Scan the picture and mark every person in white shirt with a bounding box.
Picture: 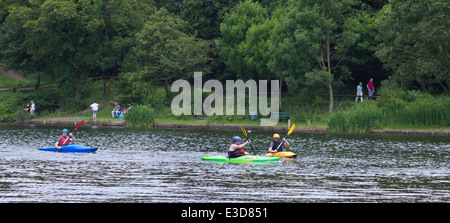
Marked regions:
[90,101,99,120]
[30,101,36,116]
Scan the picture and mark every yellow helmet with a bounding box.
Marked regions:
[273,134,280,139]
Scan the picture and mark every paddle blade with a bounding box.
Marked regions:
[75,120,84,130]
[287,124,295,135]
[240,126,248,137]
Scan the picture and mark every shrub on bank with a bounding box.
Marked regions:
[124,105,155,127]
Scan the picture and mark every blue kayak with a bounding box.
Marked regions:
[38,144,98,153]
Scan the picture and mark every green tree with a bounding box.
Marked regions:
[238,16,277,81]
[179,0,240,82]
[0,1,56,90]
[121,9,211,102]
[180,0,240,40]
[376,0,450,94]
[216,0,269,80]
[76,0,155,79]
[0,0,155,111]
[23,0,80,108]
[341,1,387,91]
[269,0,359,113]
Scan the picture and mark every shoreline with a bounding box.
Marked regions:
[14,120,450,136]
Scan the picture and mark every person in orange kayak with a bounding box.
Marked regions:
[55,129,76,149]
[268,134,290,153]
[227,136,251,158]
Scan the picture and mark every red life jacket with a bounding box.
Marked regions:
[227,144,246,158]
[58,136,70,146]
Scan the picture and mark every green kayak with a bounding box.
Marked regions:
[202,155,280,163]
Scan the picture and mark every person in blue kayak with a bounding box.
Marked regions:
[55,129,76,149]
[268,134,290,153]
[227,136,251,158]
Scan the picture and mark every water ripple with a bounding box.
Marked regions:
[0,125,449,202]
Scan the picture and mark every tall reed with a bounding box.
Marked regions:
[328,102,382,133]
[387,97,449,126]
[328,111,350,133]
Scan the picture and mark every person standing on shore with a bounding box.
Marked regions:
[30,101,35,116]
[355,82,363,102]
[90,101,99,120]
[367,78,374,100]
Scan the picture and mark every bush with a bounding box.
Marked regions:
[22,89,61,113]
[374,79,449,128]
[124,105,155,127]
[0,106,15,122]
[376,79,407,109]
[0,92,22,122]
[15,110,31,122]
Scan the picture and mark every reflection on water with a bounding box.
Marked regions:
[0,124,449,202]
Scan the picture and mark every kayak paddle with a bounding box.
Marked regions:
[240,126,256,155]
[272,124,295,156]
[72,119,84,135]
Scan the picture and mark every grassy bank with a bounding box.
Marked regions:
[328,91,449,133]
[26,96,449,133]
[1,73,449,133]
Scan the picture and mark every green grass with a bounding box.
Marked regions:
[33,104,124,123]
[375,125,450,132]
[33,114,124,123]
[0,74,34,89]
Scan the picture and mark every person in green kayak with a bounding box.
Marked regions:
[227,136,251,158]
[55,129,76,149]
[267,134,290,153]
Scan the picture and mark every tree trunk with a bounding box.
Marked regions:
[326,32,333,114]
[328,82,333,114]
[35,72,40,90]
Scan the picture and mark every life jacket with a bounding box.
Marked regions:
[272,140,284,152]
[58,136,70,146]
[227,144,246,158]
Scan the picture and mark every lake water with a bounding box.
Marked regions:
[0,124,449,203]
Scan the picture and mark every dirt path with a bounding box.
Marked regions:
[0,69,25,80]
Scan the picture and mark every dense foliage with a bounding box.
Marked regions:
[0,0,448,127]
